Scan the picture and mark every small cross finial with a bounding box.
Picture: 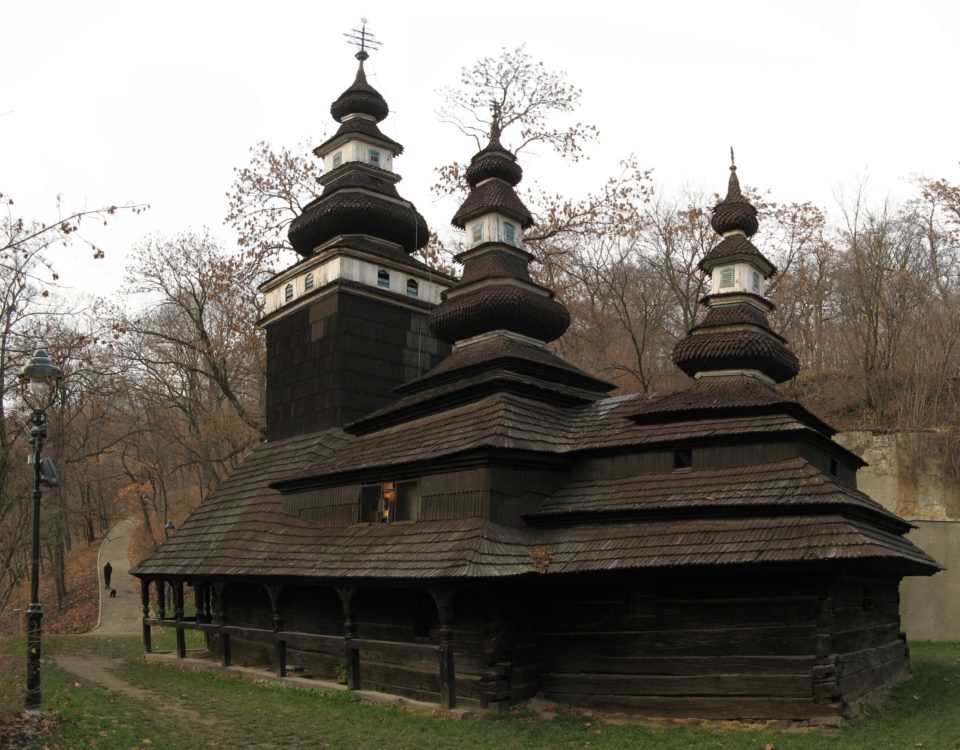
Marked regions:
[489,101,502,142]
[344,18,382,61]
[730,146,736,170]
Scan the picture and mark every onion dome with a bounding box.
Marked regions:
[287,48,429,257]
[330,51,389,122]
[429,126,569,345]
[672,156,800,384]
[452,124,533,229]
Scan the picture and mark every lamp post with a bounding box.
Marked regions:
[19,349,62,715]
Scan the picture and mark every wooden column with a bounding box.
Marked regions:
[337,587,360,690]
[267,585,286,678]
[214,583,231,667]
[174,581,186,659]
[156,579,166,620]
[431,590,456,709]
[140,578,152,654]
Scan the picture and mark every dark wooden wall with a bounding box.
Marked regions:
[200,570,909,719]
[265,289,448,440]
[528,574,836,720]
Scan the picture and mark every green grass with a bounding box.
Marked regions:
[2,636,959,749]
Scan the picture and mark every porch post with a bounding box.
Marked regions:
[174,580,186,659]
[337,587,360,690]
[214,583,231,667]
[140,578,152,653]
[431,589,456,709]
[267,585,286,678]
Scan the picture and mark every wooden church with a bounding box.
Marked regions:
[133,40,940,723]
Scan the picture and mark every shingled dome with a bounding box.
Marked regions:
[288,49,429,256]
[330,51,389,122]
[430,125,569,345]
[673,157,800,383]
[711,164,759,237]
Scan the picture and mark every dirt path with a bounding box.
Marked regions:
[53,654,218,727]
[89,518,142,636]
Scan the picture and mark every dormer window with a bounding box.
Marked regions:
[305,272,314,291]
[406,278,419,297]
[503,222,516,246]
[332,152,342,168]
[360,480,420,523]
[472,223,483,243]
[368,148,380,167]
[284,283,294,302]
[377,269,390,288]
[719,267,735,289]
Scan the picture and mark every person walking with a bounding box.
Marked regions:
[103,561,112,589]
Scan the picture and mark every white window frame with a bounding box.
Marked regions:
[377,269,390,289]
[368,148,380,167]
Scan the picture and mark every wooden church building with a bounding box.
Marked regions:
[133,42,940,723]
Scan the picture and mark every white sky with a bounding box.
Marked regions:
[2,0,958,296]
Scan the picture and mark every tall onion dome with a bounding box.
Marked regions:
[672,155,800,383]
[287,48,429,256]
[428,122,570,345]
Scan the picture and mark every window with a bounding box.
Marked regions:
[360,480,420,523]
[305,272,314,291]
[332,151,342,168]
[406,278,419,297]
[861,586,873,613]
[284,283,294,302]
[472,223,483,243]
[377,269,390,288]
[503,222,516,246]
[673,449,693,470]
[719,267,735,289]
[752,271,761,294]
[829,458,838,476]
[368,148,380,166]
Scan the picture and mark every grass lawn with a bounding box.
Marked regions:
[1,635,958,749]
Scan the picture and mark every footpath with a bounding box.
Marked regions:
[87,517,141,636]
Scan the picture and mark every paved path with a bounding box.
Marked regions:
[89,518,142,636]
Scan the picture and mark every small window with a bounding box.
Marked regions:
[377,269,390,288]
[284,283,294,302]
[503,222,516,246]
[360,480,420,523]
[829,458,838,476]
[332,152,342,168]
[472,223,483,243]
[406,278,419,297]
[368,148,380,166]
[752,271,761,293]
[719,267,735,289]
[673,449,693,469]
[861,586,873,613]
[305,272,314,291]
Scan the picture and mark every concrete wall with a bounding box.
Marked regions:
[836,431,960,641]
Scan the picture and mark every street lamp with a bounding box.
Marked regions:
[19,348,62,715]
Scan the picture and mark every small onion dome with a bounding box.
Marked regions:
[429,285,570,345]
[330,54,389,123]
[699,234,775,278]
[452,132,533,229]
[711,165,759,237]
[672,329,800,383]
[465,141,523,187]
[288,192,429,256]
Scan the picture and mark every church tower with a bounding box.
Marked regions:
[259,25,454,440]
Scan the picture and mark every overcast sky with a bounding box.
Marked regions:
[2,0,957,296]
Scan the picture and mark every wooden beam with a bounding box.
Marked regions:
[214,582,231,668]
